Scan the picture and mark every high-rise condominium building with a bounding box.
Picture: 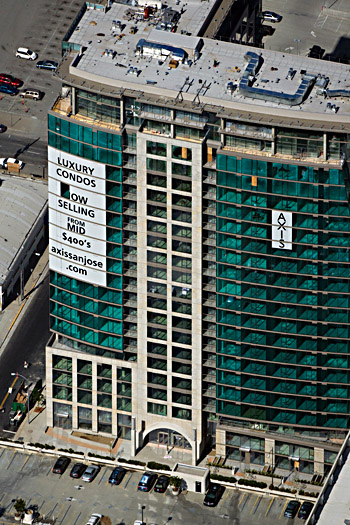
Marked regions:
[46,0,350,473]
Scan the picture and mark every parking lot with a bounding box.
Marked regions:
[0,0,82,129]
[262,0,350,60]
[0,448,305,524]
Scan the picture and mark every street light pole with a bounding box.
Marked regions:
[294,39,301,56]
[11,373,30,425]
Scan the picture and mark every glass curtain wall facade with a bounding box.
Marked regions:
[46,77,350,472]
[216,155,350,430]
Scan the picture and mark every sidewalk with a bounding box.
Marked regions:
[14,407,130,458]
[0,245,49,353]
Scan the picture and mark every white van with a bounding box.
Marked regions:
[15,47,38,60]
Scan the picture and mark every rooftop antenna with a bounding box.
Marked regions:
[192,80,211,106]
[175,76,191,103]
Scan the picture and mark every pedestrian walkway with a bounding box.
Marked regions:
[0,246,49,354]
[14,407,130,457]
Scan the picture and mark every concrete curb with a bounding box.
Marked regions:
[0,257,49,351]
[0,438,318,501]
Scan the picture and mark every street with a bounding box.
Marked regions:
[0,0,83,432]
[0,0,83,169]
[0,272,49,438]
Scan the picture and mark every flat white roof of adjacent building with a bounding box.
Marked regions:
[316,454,350,524]
[0,175,47,286]
[64,1,350,126]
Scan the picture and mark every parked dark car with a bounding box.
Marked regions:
[308,45,324,59]
[137,472,157,492]
[82,464,100,482]
[203,483,224,507]
[284,500,300,518]
[298,501,314,520]
[0,124,7,133]
[52,456,70,474]
[108,466,126,485]
[0,74,22,87]
[0,84,18,96]
[154,475,170,493]
[36,60,58,71]
[70,463,86,478]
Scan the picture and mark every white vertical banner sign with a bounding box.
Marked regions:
[48,147,107,286]
[271,210,292,250]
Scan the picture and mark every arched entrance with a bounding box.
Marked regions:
[146,427,192,450]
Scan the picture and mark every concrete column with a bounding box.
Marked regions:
[314,447,324,475]
[71,87,76,115]
[111,365,118,437]
[91,361,98,433]
[130,416,136,457]
[323,132,327,160]
[265,438,275,466]
[192,428,197,465]
[71,357,78,429]
[215,428,226,456]
[45,350,54,428]
[271,127,276,155]
[120,98,124,127]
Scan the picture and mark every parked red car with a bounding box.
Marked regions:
[0,73,22,87]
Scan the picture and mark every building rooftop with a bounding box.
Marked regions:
[62,1,350,129]
[309,431,350,525]
[0,175,47,286]
[173,463,208,478]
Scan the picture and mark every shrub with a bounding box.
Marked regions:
[169,476,182,489]
[299,489,318,497]
[87,452,114,460]
[58,448,84,455]
[29,442,44,449]
[211,474,237,483]
[147,461,171,471]
[238,479,267,489]
[14,499,26,514]
[270,485,297,494]
[118,457,146,466]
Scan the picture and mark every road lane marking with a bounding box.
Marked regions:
[68,511,82,525]
[221,489,230,503]
[55,503,65,519]
[250,495,261,514]
[265,497,274,517]
[239,493,249,512]
[20,455,30,471]
[98,468,107,485]
[6,451,16,470]
[238,493,245,506]
[0,376,18,409]
[279,501,288,519]
[124,472,133,489]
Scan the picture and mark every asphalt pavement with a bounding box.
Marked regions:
[0,0,84,175]
[0,247,49,438]
[0,448,297,525]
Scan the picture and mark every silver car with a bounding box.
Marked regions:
[261,11,282,23]
[82,464,100,482]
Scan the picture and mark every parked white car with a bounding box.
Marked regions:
[0,157,24,170]
[15,47,38,60]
